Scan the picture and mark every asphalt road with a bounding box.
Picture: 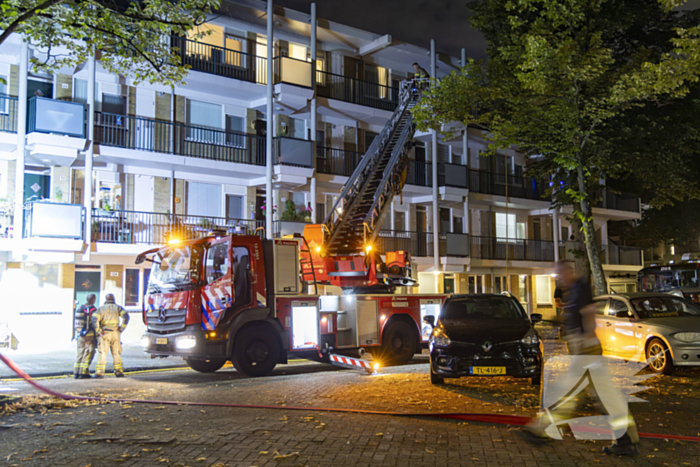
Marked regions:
[1,350,700,466]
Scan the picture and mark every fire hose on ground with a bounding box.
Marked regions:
[1,352,699,443]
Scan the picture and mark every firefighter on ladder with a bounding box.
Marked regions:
[92,293,130,378]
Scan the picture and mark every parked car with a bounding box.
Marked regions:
[593,293,700,374]
[426,294,543,385]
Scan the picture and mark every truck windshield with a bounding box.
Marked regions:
[148,245,203,292]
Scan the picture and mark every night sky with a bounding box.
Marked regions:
[274,0,700,62]
[273,0,487,60]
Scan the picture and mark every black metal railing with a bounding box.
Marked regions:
[467,169,547,200]
[0,94,18,133]
[599,244,643,266]
[95,112,266,166]
[407,160,432,187]
[316,146,364,176]
[91,209,263,244]
[599,189,640,213]
[376,230,556,261]
[316,70,399,111]
[171,36,268,85]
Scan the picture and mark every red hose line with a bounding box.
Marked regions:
[2,352,699,443]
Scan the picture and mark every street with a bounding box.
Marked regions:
[2,343,700,467]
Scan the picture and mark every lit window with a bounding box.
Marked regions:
[536,275,552,305]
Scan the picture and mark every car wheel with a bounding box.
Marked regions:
[379,321,418,365]
[185,357,226,373]
[646,338,675,375]
[430,368,444,385]
[232,324,280,377]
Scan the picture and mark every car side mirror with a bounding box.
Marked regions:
[423,315,435,327]
[530,313,543,323]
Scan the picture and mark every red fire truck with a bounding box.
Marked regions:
[137,83,447,376]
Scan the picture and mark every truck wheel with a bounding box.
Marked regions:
[185,358,226,373]
[232,325,280,377]
[379,321,418,366]
[646,338,675,375]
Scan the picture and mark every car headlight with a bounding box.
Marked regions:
[672,332,700,343]
[175,335,197,349]
[521,329,539,345]
[432,329,451,347]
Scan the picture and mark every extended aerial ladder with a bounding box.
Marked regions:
[303,82,421,291]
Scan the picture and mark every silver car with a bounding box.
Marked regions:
[593,293,700,374]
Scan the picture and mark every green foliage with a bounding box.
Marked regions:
[0,0,221,85]
[280,199,310,222]
[413,0,700,292]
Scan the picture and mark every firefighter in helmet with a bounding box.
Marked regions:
[73,293,97,379]
[92,293,130,378]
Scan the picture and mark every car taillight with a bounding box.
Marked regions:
[689,294,699,303]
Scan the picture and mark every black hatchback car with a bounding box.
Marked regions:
[426,294,543,385]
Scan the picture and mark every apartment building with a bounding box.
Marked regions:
[0,0,643,349]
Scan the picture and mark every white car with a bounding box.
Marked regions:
[593,293,700,374]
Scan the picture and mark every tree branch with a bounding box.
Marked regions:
[0,0,65,46]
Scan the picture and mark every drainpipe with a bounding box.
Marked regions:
[265,0,274,239]
[310,2,318,224]
[431,39,439,275]
[13,40,28,251]
[82,49,96,261]
[553,207,560,262]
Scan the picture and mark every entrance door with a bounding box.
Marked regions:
[74,271,101,307]
[416,207,427,256]
[440,208,451,233]
[28,79,54,99]
[443,276,455,294]
[24,173,50,202]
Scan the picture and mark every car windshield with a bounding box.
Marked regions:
[442,296,526,320]
[149,245,203,292]
[631,296,700,319]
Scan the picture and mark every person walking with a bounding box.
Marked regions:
[92,293,129,378]
[525,261,639,456]
[73,294,97,379]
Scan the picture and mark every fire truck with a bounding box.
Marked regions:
[137,82,446,376]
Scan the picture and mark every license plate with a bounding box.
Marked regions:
[155,338,168,345]
[470,366,506,375]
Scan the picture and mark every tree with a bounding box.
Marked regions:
[412,0,700,294]
[0,0,220,85]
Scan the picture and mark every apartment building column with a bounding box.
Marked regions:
[553,207,560,262]
[461,49,468,168]
[82,50,96,261]
[13,40,28,246]
[310,2,318,223]
[430,39,439,273]
[265,0,274,239]
[463,197,470,235]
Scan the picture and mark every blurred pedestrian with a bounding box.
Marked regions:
[73,294,97,379]
[525,261,639,456]
[92,293,129,378]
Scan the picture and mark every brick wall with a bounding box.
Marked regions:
[59,264,75,289]
[153,177,171,213]
[9,65,18,96]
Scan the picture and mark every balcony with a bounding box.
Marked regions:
[91,209,263,244]
[316,71,398,111]
[376,230,556,261]
[0,94,18,134]
[273,137,313,167]
[27,96,86,138]
[95,112,266,165]
[598,189,640,213]
[600,244,643,266]
[316,146,364,176]
[406,161,549,201]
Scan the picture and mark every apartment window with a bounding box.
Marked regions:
[102,93,126,115]
[316,58,327,86]
[187,99,223,143]
[395,211,406,231]
[226,194,243,219]
[124,269,140,307]
[187,182,222,218]
[287,118,305,139]
[494,275,508,293]
[364,64,389,99]
[535,275,552,305]
[0,76,8,113]
[517,222,526,240]
[289,43,308,61]
[495,212,516,240]
[225,115,245,147]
